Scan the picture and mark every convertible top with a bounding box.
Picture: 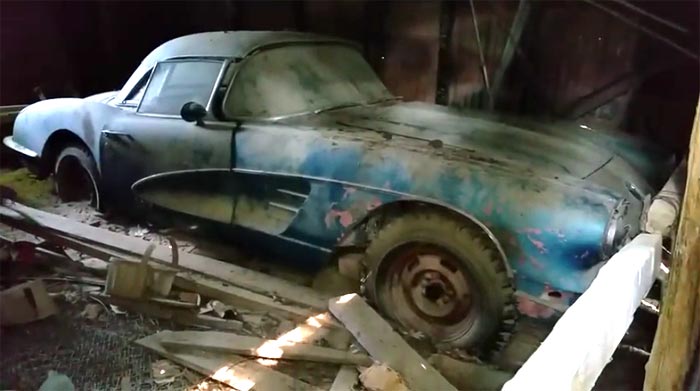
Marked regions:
[117,31,353,103]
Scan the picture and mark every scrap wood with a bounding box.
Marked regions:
[6,216,322,325]
[428,354,513,391]
[94,293,245,331]
[329,365,359,391]
[174,274,338,325]
[136,331,318,391]
[359,364,410,391]
[159,330,373,366]
[328,293,457,391]
[152,359,181,385]
[0,202,330,310]
[0,279,58,325]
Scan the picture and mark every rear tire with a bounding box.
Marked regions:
[364,212,516,354]
[54,145,101,208]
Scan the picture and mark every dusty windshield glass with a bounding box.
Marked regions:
[225,44,392,118]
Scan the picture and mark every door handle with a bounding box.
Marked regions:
[103,130,135,142]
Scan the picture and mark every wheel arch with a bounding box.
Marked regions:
[337,199,513,279]
[39,129,93,177]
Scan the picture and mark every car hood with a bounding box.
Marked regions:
[286,101,653,198]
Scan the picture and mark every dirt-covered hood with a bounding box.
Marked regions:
[294,101,654,197]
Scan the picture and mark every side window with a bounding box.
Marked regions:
[138,60,223,115]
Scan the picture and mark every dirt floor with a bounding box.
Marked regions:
[0,168,656,390]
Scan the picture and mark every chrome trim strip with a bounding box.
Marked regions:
[3,136,38,158]
[276,189,308,199]
[269,202,299,213]
[205,60,230,113]
[137,58,225,116]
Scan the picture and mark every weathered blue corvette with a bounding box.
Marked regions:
[4,31,673,351]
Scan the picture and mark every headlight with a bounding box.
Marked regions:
[603,200,630,256]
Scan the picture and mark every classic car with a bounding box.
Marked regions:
[4,31,674,353]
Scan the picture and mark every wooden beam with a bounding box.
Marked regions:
[0,202,330,310]
[159,330,372,366]
[489,0,531,110]
[328,293,457,391]
[136,332,316,391]
[435,0,456,105]
[644,98,700,390]
[503,234,661,391]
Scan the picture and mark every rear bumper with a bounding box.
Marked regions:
[3,136,38,158]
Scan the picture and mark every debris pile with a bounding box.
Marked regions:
[0,201,517,390]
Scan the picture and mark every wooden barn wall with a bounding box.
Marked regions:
[1,0,697,150]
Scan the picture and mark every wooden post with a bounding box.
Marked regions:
[644,98,700,391]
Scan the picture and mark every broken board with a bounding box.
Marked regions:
[160,330,372,366]
[328,294,457,391]
[136,331,317,391]
[0,202,329,309]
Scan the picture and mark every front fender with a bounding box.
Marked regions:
[12,98,118,168]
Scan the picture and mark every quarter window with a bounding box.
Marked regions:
[138,60,223,115]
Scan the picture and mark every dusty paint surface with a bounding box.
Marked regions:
[228,100,651,296]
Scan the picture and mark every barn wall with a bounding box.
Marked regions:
[0,0,697,151]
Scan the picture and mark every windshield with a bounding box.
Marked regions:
[224,44,392,119]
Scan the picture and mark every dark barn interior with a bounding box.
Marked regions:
[0,1,699,390]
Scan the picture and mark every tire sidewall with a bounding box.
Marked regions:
[54,146,101,209]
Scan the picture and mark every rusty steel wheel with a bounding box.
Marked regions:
[365,211,516,354]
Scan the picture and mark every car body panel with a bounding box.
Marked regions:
[99,111,232,203]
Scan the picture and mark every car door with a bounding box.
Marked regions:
[100,59,233,207]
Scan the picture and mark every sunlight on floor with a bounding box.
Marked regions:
[256,312,331,366]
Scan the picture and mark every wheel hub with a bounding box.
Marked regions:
[384,244,475,335]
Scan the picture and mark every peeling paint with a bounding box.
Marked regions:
[517,296,557,319]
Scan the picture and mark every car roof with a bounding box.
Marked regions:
[117,31,353,103]
[145,31,350,63]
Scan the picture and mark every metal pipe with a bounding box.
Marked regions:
[609,0,689,34]
[469,0,493,107]
[583,0,699,61]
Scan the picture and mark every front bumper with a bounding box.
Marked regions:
[3,136,38,158]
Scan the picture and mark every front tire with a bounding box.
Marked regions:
[364,211,516,354]
[53,145,101,208]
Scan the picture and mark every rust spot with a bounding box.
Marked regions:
[529,256,545,269]
[483,201,493,216]
[517,296,557,319]
[527,235,547,254]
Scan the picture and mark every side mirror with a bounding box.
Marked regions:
[180,102,207,125]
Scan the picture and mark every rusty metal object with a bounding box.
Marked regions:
[381,244,476,340]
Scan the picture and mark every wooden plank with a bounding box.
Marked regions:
[173,274,321,321]
[644,99,700,391]
[489,0,530,109]
[136,331,317,391]
[429,354,513,391]
[0,202,330,310]
[4,216,327,324]
[502,234,661,391]
[328,293,456,391]
[329,366,359,391]
[160,330,372,366]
